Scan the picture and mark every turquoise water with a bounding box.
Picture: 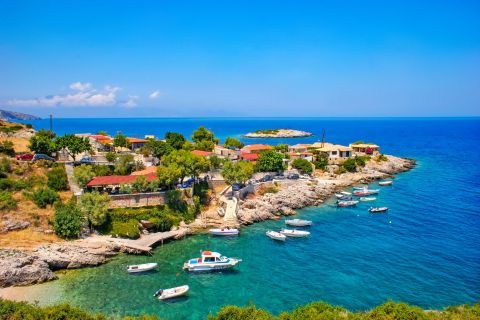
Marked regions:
[17,118,480,318]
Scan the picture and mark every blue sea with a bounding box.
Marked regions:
[14,118,480,319]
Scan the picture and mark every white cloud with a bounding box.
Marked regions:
[149,90,162,99]
[7,82,131,107]
[69,82,92,91]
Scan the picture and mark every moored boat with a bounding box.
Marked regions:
[279,229,310,238]
[353,189,379,196]
[183,251,242,272]
[359,197,377,202]
[341,191,352,196]
[337,200,359,207]
[153,285,189,300]
[379,180,393,186]
[369,207,389,213]
[266,230,286,241]
[285,219,312,227]
[127,263,158,273]
[209,227,239,236]
[335,193,345,199]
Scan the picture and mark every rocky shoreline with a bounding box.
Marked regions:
[237,155,415,224]
[244,128,313,138]
[0,155,414,289]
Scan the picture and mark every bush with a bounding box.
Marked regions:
[0,157,12,176]
[375,154,388,162]
[54,198,84,239]
[109,220,141,239]
[258,186,278,196]
[31,188,59,208]
[355,155,370,167]
[342,158,357,172]
[291,158,313,174]
[47,167,68,191]
[0,191,17,210]
[0,141,15,156]
[255,150,285,172]
[74,164,96,187]
[105,151,116,162]
[149,216,174,232]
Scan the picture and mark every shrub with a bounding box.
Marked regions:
[74,164,96,187]
[342,158,357,172]
[313,151,329,171]
[109,220,140,239]
[54,199,84,239]
[0,141,15,156]
[355,155,370,167]
[149,216,174,232]
[31,188,59,208]
[105,151,116,162]
[258,186,278,196]
[114,154,134,175]
[78,191,110,230]
[375,154,388,162]
[47,167,68,191]
[0,157,12,175]
[0,191,17,210]
[255,150,285,172]
[291,158,313,174]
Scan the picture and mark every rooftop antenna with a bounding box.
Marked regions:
[49,114,53,132]
[321,129,326,148]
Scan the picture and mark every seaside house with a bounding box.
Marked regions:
[350,143,380,156]
[239,152,259,162]
[287,151,313,162]
[86,172,158,192]
[315,142,353,164]
[127,137,147,151]
[214,145,231,157]
[241,144,273,154]
[88,134,114,152]
[287,144,311,153]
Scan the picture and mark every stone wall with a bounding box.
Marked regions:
[109,192,167,208]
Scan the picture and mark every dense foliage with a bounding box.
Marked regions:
[78,191,111,230]
[53,198,84,239]
[0,191,17,210]
[31,187,59,208]
[113,133,128,149]
[114,154,135,175]
[312,150,329,171]
[0,141,15,157]
[46,167,68,191]
[291,158,313,174]
[192,126,219,151]
[273,144,289,153]
[221,161,254,185]
[28,129,57,156]
[56,134,92,162]
[165,131,186,150]
[224,137,244,149]
[255,150,284,172]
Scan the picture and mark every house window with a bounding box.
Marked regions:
[332,151,337,155]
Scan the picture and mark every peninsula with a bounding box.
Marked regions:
[244,128,313,138]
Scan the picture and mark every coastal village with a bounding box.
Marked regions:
[0,120,414,289]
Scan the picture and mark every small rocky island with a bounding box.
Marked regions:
[244,129,313,138]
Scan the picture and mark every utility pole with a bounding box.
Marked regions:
[49,114,53,132]
[321,129,326,147]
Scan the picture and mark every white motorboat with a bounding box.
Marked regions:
[369,207,389,213]
[285,219,312,227]
[359,197,377,202]
[341,191,352,196]
[280,229,310,238]
[153,285,189,300]
[183,251,242,272]
[266,230,286,241]
[337,200,359,207]
[127,263,158,273]
[353,186,367,190]
[379,180,393,186]
[353,189,379,196]
[209,227,239,236]
[335,193,345,199]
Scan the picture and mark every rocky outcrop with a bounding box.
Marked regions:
[237,155,415,224]
[0,250,56,287]
[0,220,30,233]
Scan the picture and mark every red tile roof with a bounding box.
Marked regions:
[127,137,147,143]
[240,152,259,161]
[86,172,157,187]
[242,144,273,152]
[191,150,213,156]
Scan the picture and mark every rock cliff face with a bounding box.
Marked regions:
[237,155,415,224]
[0,250,57,287]
[0,110,41,121]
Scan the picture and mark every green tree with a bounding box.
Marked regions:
[255,150,284,172]
[31,188,59,208]
[161,150,211,183]
[156,163,182,189]
[56,134,92,162]
[28,129,57,156]
[46,167,68,191]
[312,150,329,171]
[145,139,172,159]
[53,198,84,239]
[274,144,289,153]
[97,130,108,136]
[224,137,244,149]
[209,155,223,169]
[221,161,254,185]
[113,133,128,149]
[78,191,110,231]
[132,175,149,193]
[291,158,313,174]
[114,154,135,175]
[165,132,186,150]
[192,126,218,151]
[105,151,116,162]
[74,164,96,187]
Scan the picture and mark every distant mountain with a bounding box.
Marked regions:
[0,109,41,121]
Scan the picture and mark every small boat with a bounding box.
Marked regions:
[369,207,389,213]
[266,230,286,241]
[279,229,310,238]
[353,186,368,190]
[359,197,377,202]
[183,251,242,272]
[209,227,239,236]
[285,219,312,227]
[337,200,359,207]
[153,285,189,300]
[337,195,352,201]
[127,263,158,273]
[353,189,379,196]
[335,193,345,199]
[341,191,352,196]
[379,180,393,186]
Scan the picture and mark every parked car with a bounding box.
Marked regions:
[16,153,34,161]
[299,174,311,179]
[287,173,299,180]
[274,173,286,180]
[232,183,245,191]
[32,154,55,162]
[78,156,96,164]
[259,175,273,182]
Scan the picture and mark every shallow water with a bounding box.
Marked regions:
[9,118,480,319]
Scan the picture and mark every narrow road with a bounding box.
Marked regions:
[65,163,82,196]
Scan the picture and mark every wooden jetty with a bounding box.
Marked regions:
[107,230,180,253]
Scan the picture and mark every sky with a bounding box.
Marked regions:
[0,1,479,118]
